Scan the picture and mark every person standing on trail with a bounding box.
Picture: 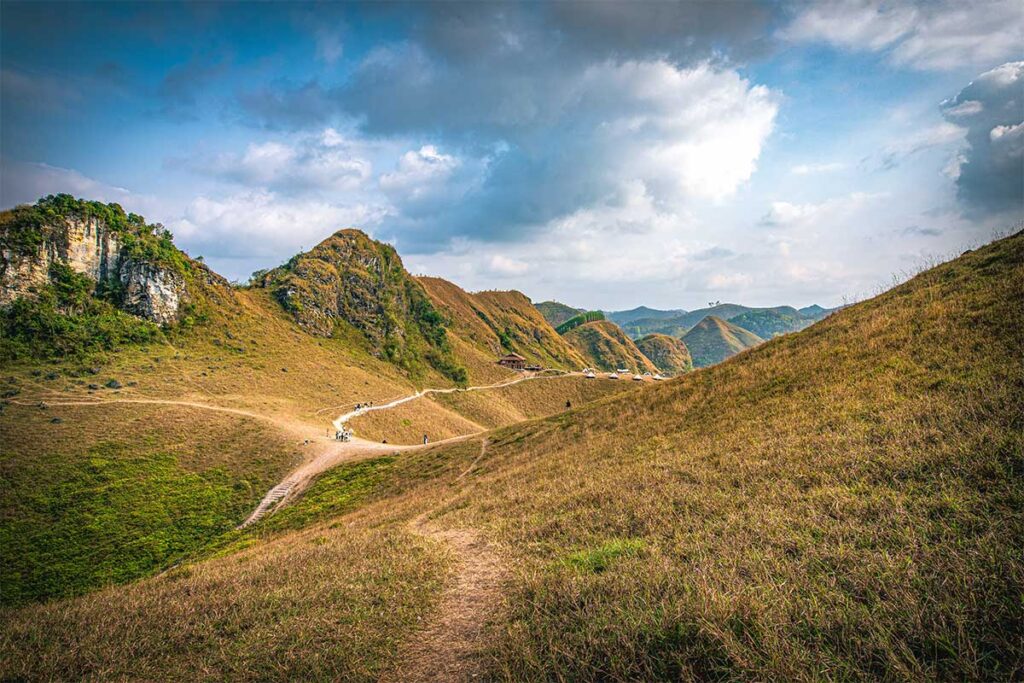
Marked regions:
[423,433,429,445]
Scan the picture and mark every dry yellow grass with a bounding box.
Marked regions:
[2,233,1021,681]
[564,319,659,372]
[418,276,588,373]
[347,375,636,444]
[0,524,449,682]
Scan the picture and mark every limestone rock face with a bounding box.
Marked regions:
[118,257,188,325]
[64,216,122,282]
[1,216,121,306]
[1,212,189,325]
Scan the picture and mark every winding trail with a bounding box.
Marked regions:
[331,370,570,430]
[17,370,573,527]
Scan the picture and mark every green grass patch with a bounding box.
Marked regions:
[0,443,253,606]
[562,538,646,573]
[261,456,397,532]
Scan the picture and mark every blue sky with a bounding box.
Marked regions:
[2,1,1021,310]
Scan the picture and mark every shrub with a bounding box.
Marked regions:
[556,310,606,334]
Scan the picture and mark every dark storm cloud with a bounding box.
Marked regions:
[231,3,781,251]
[235,1,774,135]
[941,61,1024,216]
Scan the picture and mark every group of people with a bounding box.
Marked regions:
[353,400,375,412]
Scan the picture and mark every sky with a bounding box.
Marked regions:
[1,1,1021,310]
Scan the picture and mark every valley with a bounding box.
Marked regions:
[0,196,1021,681]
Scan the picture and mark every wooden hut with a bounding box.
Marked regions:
[496,352,527,370]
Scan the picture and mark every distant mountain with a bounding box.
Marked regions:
[620,303,833,340]
[563,320,658,373]
[635,334,692,374]
[799,304,834,320]
[605,306,686,327]
[535,301,584,327]
[682,315,764,368]
[729,306,811,340]
[619,304,750,339]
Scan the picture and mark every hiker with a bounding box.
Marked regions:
[566,400,571,410]
[423,433,429,445]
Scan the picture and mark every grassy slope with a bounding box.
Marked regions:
[564,320,659,372]
[729,306,812,339]
[535,300,583,327]
[4,233,1022,680]
[419,277,587,376]
[635,333,693,374]
[441,233,1021,680]
[346,375,636,444]
[683,315,765,367]
[0,402,301,606]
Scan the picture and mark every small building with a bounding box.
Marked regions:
[497,352,527,370]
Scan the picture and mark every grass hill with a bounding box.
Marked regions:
[563,320,658,372]
[4,231,1020,680]
[619,303,831,340]
[535,301,584,327]
[682,315,765,367]
[256,229,466,383]
[0,195,607,609]
[635,333,693,374]
[606,305,686,326]
[417,278,587,378]
[729,305,812,339]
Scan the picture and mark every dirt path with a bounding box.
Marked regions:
[381,510,506,683]
[19,372,569,527]
[331,370,571,430]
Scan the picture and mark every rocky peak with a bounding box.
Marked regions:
[0,195,197,325]
[259,228,465,382]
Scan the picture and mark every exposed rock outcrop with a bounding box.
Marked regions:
[259,229,466,381]
[117,257,188,325]
[1,215,121,306]
[0,196,196,325]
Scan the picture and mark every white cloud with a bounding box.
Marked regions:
[940,61,1024,214]
[780,0,1023,71]
[779,0,917,51]
[169,190,388,262]
[199,130,372,193]
[486,254,531,277]
[0,160,159,215]
[379,145,460,198]
[791,161,846,175]
[943,100,983,118]
[578,60,780,201]
[761,192,887,231]
[706,272,753,290]
[878,122,966,170]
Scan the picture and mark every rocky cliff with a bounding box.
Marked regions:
[258,229,466,382]
[0,195,206,325]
